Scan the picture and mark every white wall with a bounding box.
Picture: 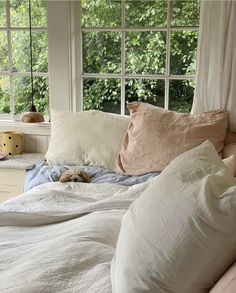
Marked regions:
[47,0,72,111]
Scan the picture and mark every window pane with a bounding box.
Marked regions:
[14,76,49,114]
[0,32,8,71]
[10,0,29,27]
[171,0,200,26]
[32,31,48,72]
[82,0,121,28]
[0,76,10,113]
[10,0,47,28]
[83,78,121,114]
[125,0,167,28]
[169,79,194,113]
[12,31,30,72]
[12,31,48,73]
[83,32,121,74]
[125,79,164,114]
[126,32,166,75]
[31,0,47,27]
[0,1,6,27]
[170,31,198,75]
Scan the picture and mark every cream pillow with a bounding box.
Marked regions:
[45,110,129,170]
[112,141,236,293]
[116,102,229,175]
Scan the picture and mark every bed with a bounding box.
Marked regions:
[1,102,236,293]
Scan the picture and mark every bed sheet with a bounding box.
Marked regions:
[25,161,160,192]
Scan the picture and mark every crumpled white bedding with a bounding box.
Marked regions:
[0,181,149,293]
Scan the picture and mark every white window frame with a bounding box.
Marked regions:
[0,0,199,135]
[77,0,199,115]
[0,0,48,120]
[1,1,73,134]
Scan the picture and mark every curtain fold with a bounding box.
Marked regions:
[191,0,236,131]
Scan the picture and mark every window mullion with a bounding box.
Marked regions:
[77,1,84,111]
[80,27,198,33]
[120,0,125,115]
[165,0,172,110]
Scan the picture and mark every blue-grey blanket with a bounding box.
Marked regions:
[25,161,160,192]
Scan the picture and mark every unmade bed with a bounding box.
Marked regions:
[1,104,236,293]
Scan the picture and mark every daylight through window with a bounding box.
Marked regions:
[0,0,48,117]
[80,0,200,114]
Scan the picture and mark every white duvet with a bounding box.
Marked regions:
[0,181,149,293]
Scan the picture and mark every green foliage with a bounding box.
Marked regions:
[10,0,47,28]
[0,0,48,115]
[0,1,6,27]
[0,32,8,71]
[84,78,121,113]
[83,32,121,73]
[0,0,200,116]
[14,76,49,115]
[170,31,198,75]
[125,79,165,111]
[126,32,166,74]
[82,0,121,28]
[0,77,10,113]
[83,0,200,114]
[172,0,200,26]
[169,80,195,113]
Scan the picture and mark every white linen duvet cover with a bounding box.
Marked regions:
[0,181,149,293]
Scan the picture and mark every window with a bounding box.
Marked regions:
[80,0,200,114]
[0,0,49,118]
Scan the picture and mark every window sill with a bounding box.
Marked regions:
[0,120,51,135]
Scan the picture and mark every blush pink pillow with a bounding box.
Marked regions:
[116,102,229,175]
[210,262,236,293]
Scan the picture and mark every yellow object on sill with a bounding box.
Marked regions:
[1,131,24,155]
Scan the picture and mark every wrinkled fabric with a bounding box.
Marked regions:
[0,181,149,293]
[25,161,160,191]
[112,141,236,293]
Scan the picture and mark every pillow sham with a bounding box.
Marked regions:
[45,110,129,170]
[116,102,229,175]
[112,141,236,293]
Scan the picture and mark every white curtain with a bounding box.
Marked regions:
[191,0,236,131]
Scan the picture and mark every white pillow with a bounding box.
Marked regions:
[111,141,236,293]
[45,110,129,170]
